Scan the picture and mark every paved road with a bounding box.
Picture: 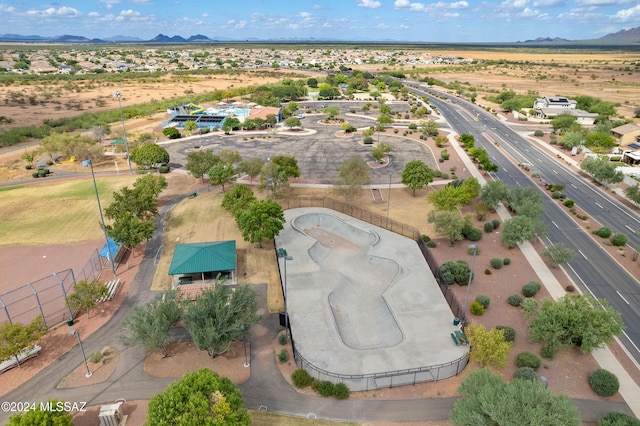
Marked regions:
[408,83,640,364]
[1,104,634,424]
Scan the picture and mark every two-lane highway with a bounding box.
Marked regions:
[409,84,640,363]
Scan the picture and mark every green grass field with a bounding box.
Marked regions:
[0,176,137,246]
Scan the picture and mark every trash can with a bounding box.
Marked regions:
[453,318,460,326]
[66,318,74,327]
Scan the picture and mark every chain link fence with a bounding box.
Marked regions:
[0,249,104,328]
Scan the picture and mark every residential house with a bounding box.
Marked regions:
[534,96,598,125]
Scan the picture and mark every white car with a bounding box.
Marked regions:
[296,113,305,119]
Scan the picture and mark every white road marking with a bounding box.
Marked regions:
[616,291,630,305]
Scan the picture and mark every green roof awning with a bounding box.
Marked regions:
[110,139,127,145]
[168,241,236,275]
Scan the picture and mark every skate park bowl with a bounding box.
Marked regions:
[275,208,469,391]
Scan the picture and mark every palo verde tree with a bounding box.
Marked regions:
[235,199,286,248]
[372,142,392,162]
[67,279,108,319]
[542,243,576,268]
[104,174,167,252]
[529,294,624,357]
[401,159,434,196]
[480,180,509,211]
[465,322,512,369]
[182,282,260,358]
[625,183,640,206]
[0,316,47,368]
[185,150,219,182]
[580,156,624,186]
[450,369,579,426]
[284,116,302,129]
[146,369,251,426]
[501,215,535,248]
[130,143,170,169]
[334,155,370,200]
[119,289,181,358]
[427,210,473,246]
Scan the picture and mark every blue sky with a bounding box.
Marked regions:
[2,0,639,42]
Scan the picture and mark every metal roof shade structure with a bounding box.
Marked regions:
[168,241,236,279]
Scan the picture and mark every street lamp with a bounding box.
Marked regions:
[277,248,293,333]
[240,324,249,367]
[113,91,133,175]
[69,330,92,377]
[386,172,392,229]
[82,159,116,275]
[462,244,478,324]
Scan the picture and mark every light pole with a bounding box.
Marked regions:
[69,330,92,377]
[462,244,478,325]
[386,172,392,229]
[240,324,249,367]
[113,91,133,174]
[82,159,116,275]
[277,248,293,333]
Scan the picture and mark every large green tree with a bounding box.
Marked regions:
[529,294,624,356]
[334,156,370,200]
[183,283,260,357]
[7,400,73,426]
[427,185,469,211]
[0,316,47,368]
[130,143,170,168]
[235,199,285,248]
[67,279,108,319]
[427,210,472,246]
[481,180,509,210]
[501,215,535,248]
[237,157,264,185]
[221,184,256,215]
[421,119,439,136]
[120,290,181,357]
[625,183,640,206]
[260,155,300,197]
[185,150,219,182]
[372,142,392,162]
[208,163,236,192]
[146,369,251,426]
[284,116,302,129]
[551,114,579,133]
[465,323,512,369]
[542,243,576,268]
[450,369,579,426]
[401,160,434,196]
[581,156,624,186]
[222,117,241,134]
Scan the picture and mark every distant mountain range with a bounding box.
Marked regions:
[0,27,638,45]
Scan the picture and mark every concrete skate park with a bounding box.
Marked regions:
[275,208,468,391]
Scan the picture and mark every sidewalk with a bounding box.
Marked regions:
[447,130,640,417]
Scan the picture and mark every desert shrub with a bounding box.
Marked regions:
[439,260,471,285]
[541,345,555,360]
[394,128,399,134]
[598,412,640,426]
[513,366,538,381]
[158,164,170,174]
[408,123,418,130]
[278,333,289,345]
[441,150,450,160]
[595,227,612,238]
[611,233,628,247]
[475,295,490,309]
[312,380,336,397]
[552,191,563,199]
[162,127,181,139]
[516,351,541,371]
[333,383,350,400]
[426,240,437,248]
[577,214,589,220]
[566,285,575,292]
[563,199,575,208]
[589,369,620,397]
[490,257,503,269]
[522,281,541,297]
[503,257,511,265]
[495,325,515,342]
[463,227,483,242]
[469,301,485,316]
[507,294,523,307]
[534,130,544,137]
[421,234,431,242]
[491,219,500,229]
[363,136,373,144]
[278,349,289,363]
[484,269,492,275]
[484,221,495,233]
[292,369,314,388]
[522,297,537,316]
[89,350,104,364]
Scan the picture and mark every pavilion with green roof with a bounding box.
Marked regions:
[168,240,237,287]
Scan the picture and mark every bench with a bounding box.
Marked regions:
[188,192,197,198]
[450,333,460,346]
[179,276,193,284]
[455,330,468,345]
[96,278,121,303]
[0,345,41,374]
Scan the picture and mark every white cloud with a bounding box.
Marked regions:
[312,4,324,9]
[98,0,120,4]
[357,0,382,9]
[614,4,640,21]
[501,0,529,9]
[236,20,247,29]
[88,11,100,18]
[0,4,16,13]
[400,23,410,28]
[394,0,469,12]
[377,22,390,28]
[131,0,151,3]
[32,6,82,17]
[300,11,312,18]
[532,0,565,7]
[575,0,634,5]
